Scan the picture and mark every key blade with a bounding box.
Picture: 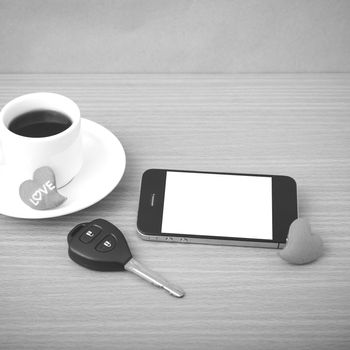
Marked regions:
[124,258,185,298]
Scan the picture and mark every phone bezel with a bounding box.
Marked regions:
[137,169,297,244]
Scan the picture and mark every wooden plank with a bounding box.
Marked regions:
[0,74,349,350]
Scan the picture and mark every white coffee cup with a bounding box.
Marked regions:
[0,92,83,188]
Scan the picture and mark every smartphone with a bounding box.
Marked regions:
[137,169,298,248]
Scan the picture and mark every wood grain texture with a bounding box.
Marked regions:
[0,74,350,350]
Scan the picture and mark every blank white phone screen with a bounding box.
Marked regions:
[161,172,273,239]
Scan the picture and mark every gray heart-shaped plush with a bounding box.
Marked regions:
[19,167,67,210]
[279,218,323,265]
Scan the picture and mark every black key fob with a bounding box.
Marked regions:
[67,218,185,298]
[67,219,132,271]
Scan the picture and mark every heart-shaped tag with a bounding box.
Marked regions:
[279,218,323,265]
[19,167,67,210]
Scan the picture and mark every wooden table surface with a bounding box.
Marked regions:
[0,74,349,350]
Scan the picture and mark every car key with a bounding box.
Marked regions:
[67,218,185,298]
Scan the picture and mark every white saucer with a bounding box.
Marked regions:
[0,118,126,219]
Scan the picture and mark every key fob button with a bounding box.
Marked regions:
[79,225,101,243]
[96,235,116,252]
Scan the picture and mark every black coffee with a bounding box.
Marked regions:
[8,110,72,138]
